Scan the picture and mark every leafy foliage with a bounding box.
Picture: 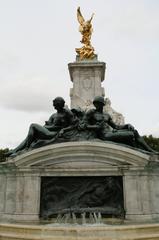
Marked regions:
[143,135,159,152]
[0,148,9,162]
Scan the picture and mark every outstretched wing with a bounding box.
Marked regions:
[88,13,94,23]
[77,7,85,25]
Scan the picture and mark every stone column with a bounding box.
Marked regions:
[14,174,41,221]
[68,56,106,109]
[0,175,7,215]
[123,170,159,221]
[1,171,41,222]
[5,175,16,214]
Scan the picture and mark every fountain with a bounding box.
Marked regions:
[0,6,159,240]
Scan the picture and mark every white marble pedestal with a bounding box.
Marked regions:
[68,57,105,109]
[0,142,159,223]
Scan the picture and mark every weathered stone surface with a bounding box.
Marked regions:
[5,177,16,214]
[1,222,159,239]
[68,58,125,124]
[124,170,159,220]
[22,176,40,214]
[1,142,159,222]
[8,141,151,168]
[104,98,125,125]
[0,175,6,213]
[68,59,105,110]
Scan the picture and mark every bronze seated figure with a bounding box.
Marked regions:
[6,96,156,157]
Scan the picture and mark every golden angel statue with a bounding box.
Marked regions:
[76,7,95,60]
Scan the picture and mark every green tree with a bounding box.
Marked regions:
[0,148,9,162]
[143,135,159,152]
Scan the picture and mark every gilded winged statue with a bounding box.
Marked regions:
[76,7,95,60]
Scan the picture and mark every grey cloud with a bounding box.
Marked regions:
[0,75,58,112]
[0,49,19,69]
[0,0,159,149]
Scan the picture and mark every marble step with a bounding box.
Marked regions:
[0,223,159,240]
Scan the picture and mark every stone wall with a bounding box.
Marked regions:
[0,142,158,222]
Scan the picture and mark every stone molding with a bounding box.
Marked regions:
[1,142,159,222]
[7,141,151,168]
[68,61,106,82]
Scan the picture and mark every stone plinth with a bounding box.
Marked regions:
[68,57,125,124]
[1,223,159,240]
[68,57,106,109]
[0,142,159,223]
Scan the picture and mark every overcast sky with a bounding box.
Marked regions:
[0,0,159,149]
